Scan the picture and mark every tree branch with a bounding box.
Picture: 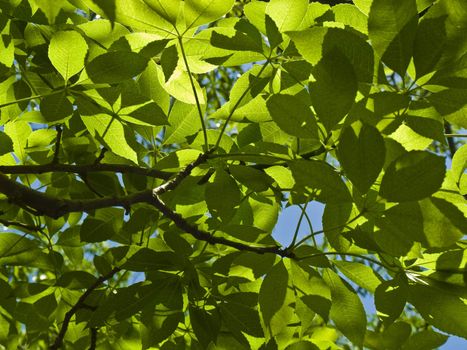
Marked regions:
[149,193,292,257]
[52,125,63,164]
[0,163,171,179]
[0,172,153,218]
[0,151,292,258]
[153,150,213,195]
[50,267,121,350]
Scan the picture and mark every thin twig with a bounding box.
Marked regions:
[0,218,42,232]
[50,267,121,350]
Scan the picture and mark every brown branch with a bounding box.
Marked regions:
[0,163,171,179]
[0,151,292,258]
[149,194,292,257]
[153,150,213,195]
[52,125,62,164]
[50,267,121,350]
[88,328,98,350]
[444,122,457,158]
[0,172,153,218]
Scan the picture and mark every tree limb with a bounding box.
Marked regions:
[0,172,153,218]
[0,163,172,179]
[0,151,292,258]
[50,267,121,350]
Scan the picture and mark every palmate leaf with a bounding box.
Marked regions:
[48,30,88,81]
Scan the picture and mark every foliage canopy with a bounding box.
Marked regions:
[0,0,466,349]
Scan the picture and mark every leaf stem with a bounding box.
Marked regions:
[293,212,363,248]
[298,251,390,270]
[445,134,467,138]
[0,90,63,109]
[289,202,308,248]
[177,36,208,151]
[214,61,270,149]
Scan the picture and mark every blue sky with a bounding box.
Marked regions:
[273,203,467,349]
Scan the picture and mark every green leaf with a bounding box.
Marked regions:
[406,101,445,143]
[375,275,408,326]
[205,169,241,222]
[119,102,168,126]
[332,4,368,34]
[0,232,40,263]
[309,50,357,131]
[40,92,73,124]
[402,329,449,350]
[259,260,294,338]
[122,249,183,272]
[160,44,178,82]
[184,0,235,30]
[83,0,174,34]
[80,208,124,243]
[265,0,308,32]
[285,341,319,350]
[164,101,200,144]
[4,120,32,162]
[377,197,465,249]
[267,94,318,139]
[189,306,221,347]
[451,144,467,188]
[229,164,273,192]
[413,0,467,78]
[287,27,374,82]
[141,313,182,349]
[210,29,263,53]
[290,261,331,322]
[409,281,467,338]
[48,30,88,81]
[368,0,418,74]
[333,260,382,293]
[142,0,182,25]
[289,160,352,203]
[160,67,206,105]
[0,131,13,156]
[322,202,354,252]
[81,113,138,163]
[380,151,446,202]
[228,65,271,111]
[220,293,263,337]
[265,15,282,48]
[56,271,97,290]
[323,269,366,347]
[34,0,66,23]
[337,122,385,193]
[428,88,467,129]
[86,51,148,84]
